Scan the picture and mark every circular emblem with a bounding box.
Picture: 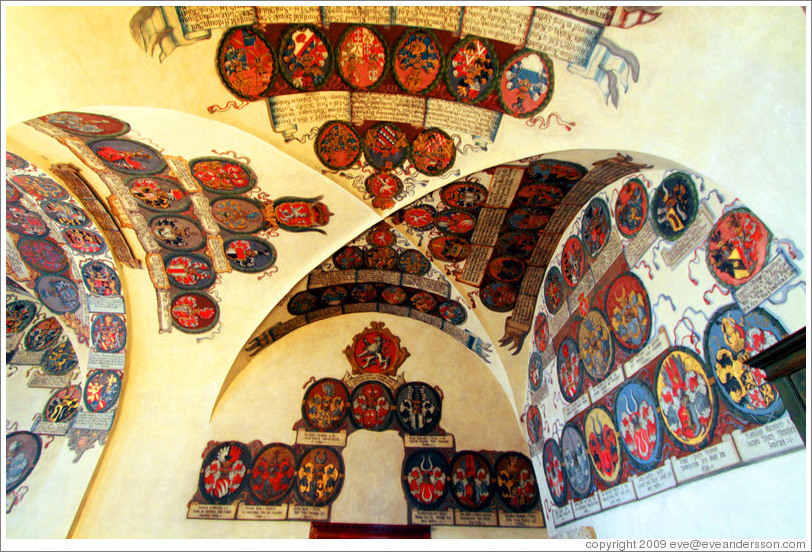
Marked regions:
[295,447,345,506]
[249,443,297,504]
[164,253,216,290]
[89,138,165,175]
[542,439,568,508]
[126,176,189,212]
[528,352,544,392]
[210,196,266,234]
[62,228,107,255]
[365,245,399,270]
[41,111,129,137]
[438,300,467,325]
[543,266,566,314]
[402,449,450,510]
[410,128,456,176]
[561,236,586,288]
[651,172,699,241]
[346,322,409,375]
[655,347,717,452]
[557,337,584,403]
[217,27,276,100]
[35,274,81,314]
[401,204,436,230]
[440,182,488,209]
[613,379,663,471]
[149,215,205,251]
[25,317,62,351]
[428,236,470,263]
[303,378,350,432]
[584,406,622,486]
[336,25,387,90]
[7,181,22,203]
[199,441,252,504]
[435,208,476,236]
[288,291,318,315]
[362,123,409,170]
[7,204,49,237]
[10,174,66,200]
[81,260,121,296]
[350,381,394,431]
[366,224,397,246]
[480,281,518,312]
[494,452,539,513]
[17,237,69,273]
[496,231,537,259]
[189,157,255,194]
[320,285,348,306]
[397,249,431,276]
[42,339,79,376]
[395,382,442,435]
[561,423,594,499]
[487,257,526,284]
[314,120,361,170]
[91,313,127,353]
[615,177,649,238]
[446,36,499,104]
[351,283,378,303]
[508,206,552,230]
[606,272,652,352]
[450,451,494,511]
[170,292,220,333]
[279,25,333,91]
[516,181,567,207]
[84,370,122,413]
[706,208,772,288]
[498,50,554,118]
[40,199,89,227]
[526,404,541,445]
[5,431,42,494]
[365,172,403,210]
[578,309,615,382]
[410,291,438,313]
[393,29,443,94]
[533,312,550,352]
[527,158,588,183]
[6,300,38,335]
[580,197,612,257]
[381,286,408,305]
[703,304,787,424]
[223,236,277,273]
[333,245,366,270]
[6,151,29,169]
[43,385,82,423]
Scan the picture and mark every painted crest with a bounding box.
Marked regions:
[303,378,350,431]
[249,443,297,504]
[651,171,699,241]
[287,291,318,315]
[438,300,467,325]
[366,224,397,246]
[17,237,69,274]
[516,181,567,207]
[410,291,438,313]
[606,272,652,352]
[332,245,366,270]
[10,174,66,200]
[446,36,499,104]
[349,381,394,431]
[410,128,456,176]
[578,309,615,382]
[508,206,552,230]
[198,441,251,504]
[42,339,79,376]
[704,304,787,424]
[320,285,348,306]
[189,157,255,194]
[210,196,265,233]
[428,236,470,263]
[450,451,494,511]
[163,253,216,290]
[279,25,333,91]
[365,172,403,210]
[615,177,649,237]
[561,235,586,288]
[527,158,588,184]
[62,228,107,255]
[41,111,129,137]
[401,203,436,230]
[580,197,612,257]
[217,27,276,100]
[351,283,377,303]
[7,300,37,335]
[365,245,399,270]
[336,25,388,90]
[89,138,165,175]
[543,266,566,314]
[223,236,276,273]
[440,182,488,209]
[25,317,62,351]
[7,204,49,236]
[41,199,90,227]
[706,208,772,288]
[393,29,443,94]
[402,449,450,510]
[6,151,30,170]
[126,176,189,212]
[480,281,518,312]
[314,120,361,170]
[497,231,537,259]
[272,195,333,234]
[6,432,42,494]
[43,385,82,423]
[557,337,584,403]
[494,452,539,513]
[170,292,219,333]
[396,382,442,435]
[7,181,22,203]
[149,215,205,251]
[533,312,550,352]
[613,379,663,471]
[528,352,544,392]
[487,257,526,284]
[397,249,431,276]
[584,406,622,486]
[561,423,594,499]
[362,123,409,170]
[542,439,568,508]
[435,208,476,236]
[295,447,344,506]
[526,404,542,444]
[498,50,554,118]
[91,313,127,353]
[81,260,122,296]
[84,370,122,413]
[382,286,407,305]
[344,321,410,377]
[35,274,81,314]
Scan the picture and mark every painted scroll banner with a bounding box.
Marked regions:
[404,435,455,448]
[297,429,347,447]
[587,365,625,404]
[470,208,507,247]
[351,93,426,128]
[400,274,451,297]
[288,505,329,521]
[455,510,498,527]
[732,415,805,463]
[187,503,238,520]
[661,203,714,269]
[175,6,256,34]
[623,326,670,378]
[410,509,453,526]
[597,481,636,510]
[519,266,546,296]
[392,6,463,32]
[166,156,202,193]
[734,250,800,313]
[256,6,321,25]
[550,6,615,26]
[321,5,391,25]
[498,510,544,528]
[622,221,657,268]
[72,410,115,431]
[485,167,525,208]
[460,5,534,46]
[28,372,72,389]
[672,438,740,483]
[549,502,575,526]
[589,231,623,283]
[572,494,601,519]
[632,461,676,499]
[511,293,536,327]
[88,295,126,314]
[563,392,591,421]
[525,8,603,66]
[424,99,502,142]
[268,92,351,140]
[237,504,288,521]
[457,244,492,287]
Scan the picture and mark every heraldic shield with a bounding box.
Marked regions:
[343,321,410,378]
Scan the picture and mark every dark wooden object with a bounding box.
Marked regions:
[309,522,431,539]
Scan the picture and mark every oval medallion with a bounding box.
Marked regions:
[578,309,615,382]
[397,249,431,276]
[126,176,190,213]
[189,157,255,194]
[584,406,622,486]
[89,138,165,175]
[393,29,443,94]
[446,36,499,104]
[543,266,566,314]
[580,197,612,257]
[81,260,122,296]
[365,172,403,209]
[498,50,554,118]
[91,313,127,353]
[62,228,107,255]
[410,128,455,176]
[17,237,69,273]
[6,204,49,237]
[84,370,122,413]
[402,449,449,510]
[164,253,216,290]
[496,231,537,259]
[43,385,82,423]
[41,111,129,137]
[438,300,467,325]
[249,443,297,504]
[381,285,407,305]
[198,441,252,504]
[651,172,699,241]
[494,452,539,513]
[606,272,652,353]
[561,423,594,499]
[450,451,494,511]
[336,25,387,90]
[440,182,488,209]
[615,177,649,238]
[410,291,438,313]
[533,312,550,352]
[395,382,442,435]
[508,206,552,230]
[314,120,361,170]
[295,447,344,506]
[302,378,350,432]
[351,283,377,303]
[320,285,348,306]
[10,174,66,200]
[288,291,318,315]
[561,236,586,288]
[217,27,276,100]
[557,337,584,403]
[210,196,266,234]
[6,151,29,170]
[480,281,518,312]
[401,204,436,230]
[365,245,399,270]
[25,317,62,351]
[35,274,81,314]
[170,292,219,333]
[41,199,90,227]
[333,245,366,270]
[223,236,277,273]
[528,352,543,392]
[362,123,409,170]
[42,339,79,376]
[149,215,205,252]
[706,208,772,288]
[350,381,394,431]
[279,25,333,91]
[542,439,568,508]
[613,380,663,471]
[435,208,476,236]
[5,431,41,494]
[6,300,38,335]
[526,404,542,445]
[428,236,470,263]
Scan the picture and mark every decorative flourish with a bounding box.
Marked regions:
[766,280,806,306]
[702,283,731,305]
[123,130,165,153]
[206,100,250,114]
[6,487,28,514]
[210,150,250,164]
[451,134,488,156]
[718,411,747,433]
[686,249,701,285]
[673,317,702,354]
[525,112,575,131]
[284,125,320,145]
[653,293,676,312]
[703,189,727,206]
[6,420,19,432]
[635,259,653,280]
[195,320,223,343]
[776,238,803,260]
[256,265,279,282]
[466,291,478,309]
